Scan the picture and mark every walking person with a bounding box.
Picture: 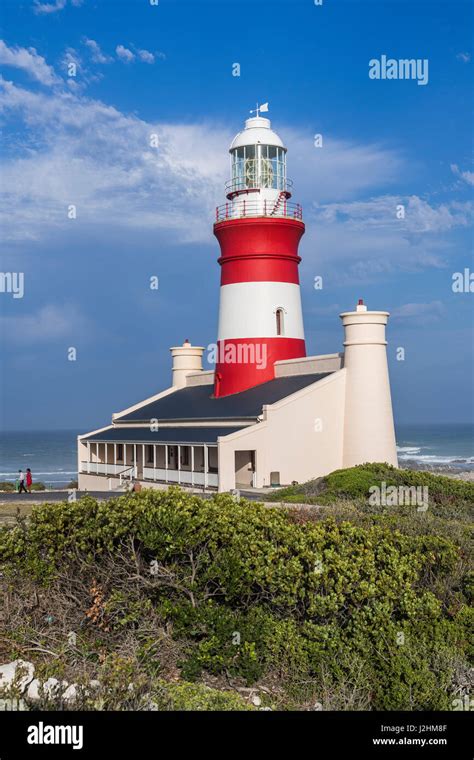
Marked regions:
[18,469,27,494]
[26,468,33,493]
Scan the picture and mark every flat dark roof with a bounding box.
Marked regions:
[115,373,331,423]
[82,426,243,445]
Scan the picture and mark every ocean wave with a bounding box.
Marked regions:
[397,446,422,454]
[397,453,474,465]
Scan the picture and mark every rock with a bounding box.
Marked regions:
[251,694,261,706]
[62,684,78,702]
[26,677,64,701]
[26,679,40,700]
[42,678,62,698]
[0,660,34,692]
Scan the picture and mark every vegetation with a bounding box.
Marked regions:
[0,481,47,493]
[0,469,472,711]
[270,463,473,511]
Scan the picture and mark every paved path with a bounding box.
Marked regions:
[0,489,271,504]
[0,490,119,504]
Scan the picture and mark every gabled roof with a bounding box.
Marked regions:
[114,373,331,424]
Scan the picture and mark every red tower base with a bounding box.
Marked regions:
[214,337,306,397]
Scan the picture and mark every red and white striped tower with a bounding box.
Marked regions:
[213,110,306,397]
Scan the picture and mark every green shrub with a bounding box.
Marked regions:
[153,680,253,711]
[0,486,471,711]
[269,463,474,515]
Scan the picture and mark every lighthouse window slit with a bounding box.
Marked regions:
[276,308,284,336]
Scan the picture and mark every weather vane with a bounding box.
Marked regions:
[249,102,269,117]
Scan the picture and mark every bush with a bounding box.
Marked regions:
[0,486,471,711]
[0,481,47,492]
[269,463,474,515]
[30,482,47,491]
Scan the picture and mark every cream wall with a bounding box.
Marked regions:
[217,370,347,491]
[340,308,398,468]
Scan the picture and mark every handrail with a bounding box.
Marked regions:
[119,465,136,483]
[215,199,302,223]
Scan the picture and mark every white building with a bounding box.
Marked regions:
[78,112,398,493]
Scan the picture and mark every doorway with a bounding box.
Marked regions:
[234,450,256,488]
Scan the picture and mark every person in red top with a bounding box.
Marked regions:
[26,468,33,493]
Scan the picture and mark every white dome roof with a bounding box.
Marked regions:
[230,116,286,151]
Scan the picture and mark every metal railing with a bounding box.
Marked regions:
[80,461,136,479]
[143,467,218,488]
[215,198,302,223]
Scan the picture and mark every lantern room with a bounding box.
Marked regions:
[227,116,290,197]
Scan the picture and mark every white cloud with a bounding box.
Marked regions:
[33,0,82,12]
[0,40,59,86]
[0,304,89,344]
[116,45,135,63]
[33,0,66,13]
[456,52,471,63]
[391,301,446,324]
[297,194,473,284]
[0,76,229,244]
[138,49,155,64]
[312,195,473,233]
[83,38,112,64]
[0,69,471,286]
[451,163,474,187]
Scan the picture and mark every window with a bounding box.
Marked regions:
[116,444,123,461]
[146,445,154,464]
[181,446,190,466]
[276,308,284,336]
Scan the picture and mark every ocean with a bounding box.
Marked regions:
[0,430,79,488]
[0,424,473,488]
[395,423,474,470]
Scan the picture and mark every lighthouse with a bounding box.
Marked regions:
[79,106,399,495]
[213,110,306,397]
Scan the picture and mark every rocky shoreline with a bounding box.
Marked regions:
[402,460,474,481]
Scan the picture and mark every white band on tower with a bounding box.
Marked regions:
[217,281,305,341]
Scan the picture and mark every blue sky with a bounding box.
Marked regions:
[0,0,472,431]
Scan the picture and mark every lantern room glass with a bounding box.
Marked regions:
[230,145,287,192]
